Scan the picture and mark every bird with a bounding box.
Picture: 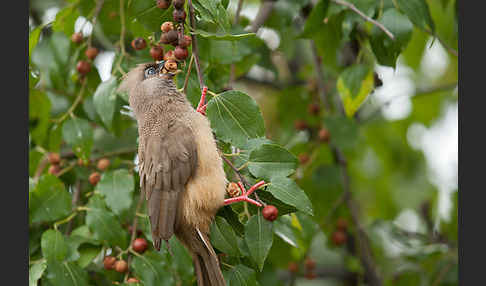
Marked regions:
[118,61,266,286]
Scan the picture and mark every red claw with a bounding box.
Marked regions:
[224,180,266,207]
[196,86,208,115]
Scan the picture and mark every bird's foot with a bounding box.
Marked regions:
[224,180,266,207]
[196,86,208,115]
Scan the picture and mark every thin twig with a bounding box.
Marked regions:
[424,28,458,57]
[182,54,194,93]
[119,0,127,56]
[249,0,275,33]
[310,40,330,112]
[87,0,105,47]
[234,0,244,25]
[331,0,394,40]
[126,194,145,281]
[229,0,246,85]
[52,79,88,123]
[431,260,455,286]
[66,180,82,235]
[188,0,204,92]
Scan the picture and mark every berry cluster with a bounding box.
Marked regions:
[331,218,348,246]
[71,32,99,77]
[130,0,191,75]
[102,237,148,283]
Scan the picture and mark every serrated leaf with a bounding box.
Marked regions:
[97,169,134,215]
[52,5,79,36]
[29,260,47,286]
[248,144,298,180]
[30,175,72,223]
[337,64,374,117]
[370,8,413,67]
[210,217,240,257]
[207,91,265,148]
[45,261,90,286]
[62,117,94,161]
[266,177,313,216]
[224,264,257,286]
[131,251,174,286]
[41,229,68,263]
[245,212,273,271]
[273,216,299,247]
[85,195,128,248]
[395,0,435,33]
[93,77,118,129]
[301,0,330,38]
[192,29,256,41]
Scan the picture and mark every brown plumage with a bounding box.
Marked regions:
[118,63,227,286]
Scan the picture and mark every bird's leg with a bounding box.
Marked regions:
[196,86,208,115]
[224,180,266,207]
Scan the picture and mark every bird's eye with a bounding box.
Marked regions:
[144,66,157,78]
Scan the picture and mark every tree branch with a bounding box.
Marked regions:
[310,40,330,112]
[249,0,275,33]
[65,180,82,235]
[331,0,394,40]
[188,0,205,93]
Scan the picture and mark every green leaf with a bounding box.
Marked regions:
[41,229,68,263]
[245,212,273,271]
[248,144,298,180]
[29,25,43,59]
[85,195,128,248]
[62,117,94,161]
[266,177,313,216]
[97,169,134,215]
[301,0,330,38]
[224,264,257,286]
[30,175,72,223]
[207,91,265,148]
[192,29,256,41]
[29,259,47,286]
[45,261,90,286]
[195,0,230,31]
[273,215,299,248]
[77,245,102,268]
[337,64,374,117]
[93,77,118,129]
[210,217,240,257]
[395,0,435,33]
[323,116,359,150]
[131,251,174,286]
[52,5,79,36]
[370,8,413,67]
[29,90,51,146]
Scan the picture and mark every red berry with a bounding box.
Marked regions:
[76,60,91,75]
[304,258,316,270]
[85,47,99,60]
[150,45,164,61]
[161,21,174,33]
[132,238,148,253]
[178,35,192,48]
[156,0,171,9]
[163,50,176,61]
[298,153,310,165]
[288,262,299,273]
[173,9,186,22]
[262,205,278,221]
[336,218,348,231]
[103,256,116,270]
[48,164,61,175]
[127,277,140,283]
[318,128,330,143]
[89,172,101,186]
[96,158,110,171]
[174,46,188,60]
[131,37,147,50]
[294,119,308,131]
[331,230,347,246]
[47,153,61,165]
[308,103,320,115]
[114,260,128,273]
[71,32,83,43]
[173,0,185,9]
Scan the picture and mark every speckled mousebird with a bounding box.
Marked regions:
[118,61,227,286]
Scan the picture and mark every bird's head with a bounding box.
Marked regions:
[118,61,184,118]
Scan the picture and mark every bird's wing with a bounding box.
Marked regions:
[140,121,198,250]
